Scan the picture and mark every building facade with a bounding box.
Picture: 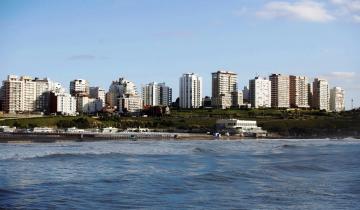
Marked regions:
[142,82,172,107]
[330,87,345,112]
[76,96,103,114]
[33,78,64,112]
[211,71,239,109]
[107,78,139,108]
[49,92,77,115]
[70,79,89,96]
[269,74,290,108]
[307,83,313,108]
[2,75,65,114]
[118,95,143,113]
[289,75,309,108]
[179,73,202,108]
[90,86,106,108]
[312,78,330,111]
[242,86,250,103]
[249,77,271,108]
[2,75,36,113]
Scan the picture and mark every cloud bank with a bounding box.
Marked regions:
[255,0,360,23]
[256,1,334,22]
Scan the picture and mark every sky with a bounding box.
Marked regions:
[1,0,360,109]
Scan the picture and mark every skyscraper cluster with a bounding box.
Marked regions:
[246,74,344,111]
[0,71,346,115]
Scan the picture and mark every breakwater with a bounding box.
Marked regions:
[0,132,190,142]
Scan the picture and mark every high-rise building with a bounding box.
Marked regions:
[242,86,250,103]
[179,73,202,108]
[289,75,309,108]
[0,85,4,111]
[269,74,290,108]
[142,82,172,107]
[307,83,313,108]
[49,92,77,115]
[76,96,103,114]
[249,77,271,108]
[312,78,330,111]
[330,87,345,112]
[106,77,142,113]
[33,78,64,112]
[107,78,138,108]
[211,71,238,109]
[90,87,106,107]
[158,83,172,106]
[2,75,65,113]
[231,91,243,108]
[2,75,36,113]
[118,95,143,113]
[70,79,89,96]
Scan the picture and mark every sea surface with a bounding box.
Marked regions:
[0,139,360,210]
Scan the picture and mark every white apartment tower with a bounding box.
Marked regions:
[33,77,64,112]
[106,77,142,113]
[211,71,238,109]
[289,75,309,108]
[269,74,290,108]
[2,75,36,113]
[249,77,271,108]
[70,79,89,96]
[49,92,77,115]
[330,87,345,112]
[2,75,65,113]
[142,82,172,107]
[179,73,202,108]
[312,78,330,111]
[107,78,139,108]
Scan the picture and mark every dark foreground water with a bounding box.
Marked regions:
[0,139,360,210]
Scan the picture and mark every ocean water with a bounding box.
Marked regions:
[0,139,360,210]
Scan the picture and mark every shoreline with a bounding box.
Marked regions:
[0,132,358,143]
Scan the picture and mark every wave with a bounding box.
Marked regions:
[273,163,330,172]
[0,188,22,196]
[192,172,238,183]
[192,147,217,154]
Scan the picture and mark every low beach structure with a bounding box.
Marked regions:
[101,127,118,133]
[66,127,85,133]
[216,119,267,137]
[33,127,55,133]
[0,126,16,133]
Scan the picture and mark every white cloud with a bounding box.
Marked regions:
[330,0,360,22]
[256,0,335,22]
[353,14,360,21]
[331,0,360,12]
[329,71,356,78]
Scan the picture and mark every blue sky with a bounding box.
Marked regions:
[1,0,360,108]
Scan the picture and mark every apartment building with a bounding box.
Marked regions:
[90,86,106,107]
[142,82,172,107]
[312,78,330,111]
[179,73,202,108]
[70,79,89,96]
[330,87,345,112]
[49,91,77,115]
[289,75,309,108]
[269,74,290,108]
[211,71,238,109]
[249,77,271,108]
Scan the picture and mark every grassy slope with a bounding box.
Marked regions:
[1,109,359,137]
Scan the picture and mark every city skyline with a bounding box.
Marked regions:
[1,0,359,108]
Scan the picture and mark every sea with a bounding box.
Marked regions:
[0,139,359,210]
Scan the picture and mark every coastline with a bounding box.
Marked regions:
[0,132,358,143]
